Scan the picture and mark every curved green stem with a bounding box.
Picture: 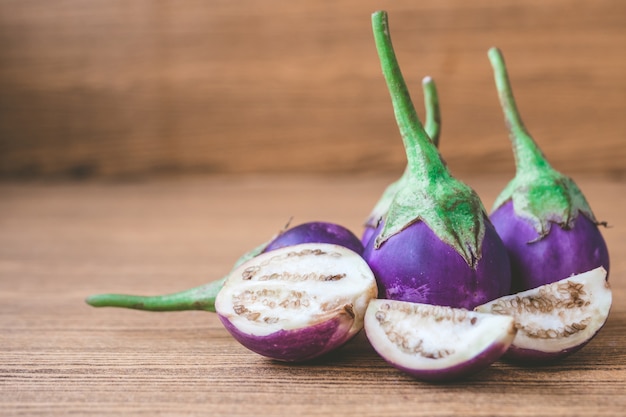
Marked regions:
[85,277,226,312]
[370,11,486,267]
[372,11,447,182]
[422,76,441,147]
[488,47,550,173]
[489,47,598,234]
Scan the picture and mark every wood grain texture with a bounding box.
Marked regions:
[1,176,625,416]
[0,1,625,179]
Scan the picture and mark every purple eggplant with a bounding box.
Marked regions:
[265,221,363,255]
[86,221,364,313]
[487,47,610,292]
[215,243,378,361]
[361,76,441,247]
[362,11,511,310]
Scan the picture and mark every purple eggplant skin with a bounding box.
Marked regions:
[361,226,377,249]
[363,217,511,310]
[264,221,364,255]
[388,339,513,382]
[503,341,592,364]
[490,201,610,293]
[218,312,355,362]
[502,315,610,364]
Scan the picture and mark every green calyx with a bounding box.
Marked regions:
[371,11,487,268]
[488,47,597,237]
[365,76,441,229]
[85,239,270,312]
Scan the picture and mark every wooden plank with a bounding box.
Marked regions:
[1,176,625,416]
[0,1,625,178]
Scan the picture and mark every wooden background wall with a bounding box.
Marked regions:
[1,0,624,180]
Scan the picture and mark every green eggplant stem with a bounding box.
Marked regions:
[371,11,447,182]
[489,46,599,232]
[488,47,550,173]
[85,276,226,312]
[422,76,441,147]
[370,10,486,267]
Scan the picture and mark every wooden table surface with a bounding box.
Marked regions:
[1,175,625,416]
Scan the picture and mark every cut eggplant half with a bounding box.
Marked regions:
[364,299,516,381]
[475,266,611,362]
[215,243,378,362]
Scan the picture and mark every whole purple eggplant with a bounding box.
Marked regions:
[487,47,610,292]
[361,76,441,247]
[265,221,363,255]
[86,221,364,313]
[362,12,511,310]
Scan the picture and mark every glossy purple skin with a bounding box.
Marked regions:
[361,225,376,248]
[504,342,587,364]
[362,218,511,310]
[501,321,607,364]
[217,314,354,362]
[384,338,512,382]
[263,221,364,255]
[490,200,610,293]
